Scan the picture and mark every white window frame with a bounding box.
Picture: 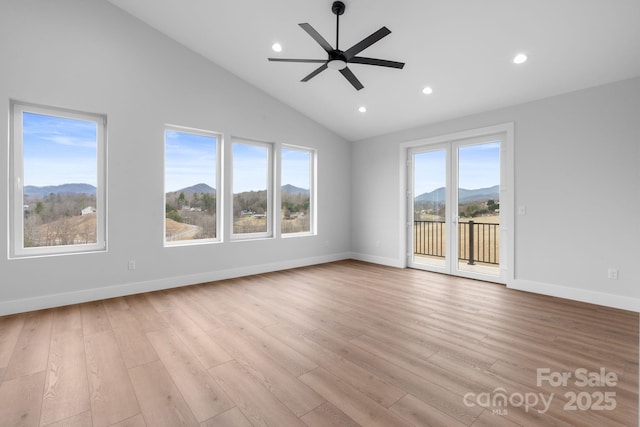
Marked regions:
[163,125,222,247]
[280,144,317,237]
[9,101,107,258]
[231,138,274,240]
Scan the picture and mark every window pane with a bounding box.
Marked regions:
[233,142,269,235]
[22,112,99,248]
[165,129,218,243]
[281,147,312,234]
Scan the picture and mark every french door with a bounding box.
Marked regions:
[408,133,508,283]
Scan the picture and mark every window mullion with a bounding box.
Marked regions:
[273,142,282,238]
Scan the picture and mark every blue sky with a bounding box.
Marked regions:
[167,134,311,193]
[23,117,311,193]
[232,143,268,193]
[165,130,217,192]
[231,143,311,194]
[23,112,97,187]
[281,148,310,190]
[414,142,500,196]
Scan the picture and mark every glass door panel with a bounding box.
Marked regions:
[455,142,501,277]
[408,134,506,283]
[412,148,447,270]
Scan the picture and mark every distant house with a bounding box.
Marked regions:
[282,210,305,220]
[81,206,96,216]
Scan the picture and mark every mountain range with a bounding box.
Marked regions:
[25,182,487,201]
[25,181,312,199]
[169,183,309,195]
[415,185,499,204]
[281,184,310,195]
[173,183,216,194]
[24,183,96,198]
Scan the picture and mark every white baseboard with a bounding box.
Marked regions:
[350,252,405,268]
[349,254,638,312]
[509,279,640,312]
[0,252,352,316]
[5,254,636,315]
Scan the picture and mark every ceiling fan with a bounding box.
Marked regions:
[268,1,405,90]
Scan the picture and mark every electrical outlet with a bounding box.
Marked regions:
[607,268,618,280]
[128,260,136,271]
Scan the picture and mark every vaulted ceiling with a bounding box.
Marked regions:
[107,0,640,141]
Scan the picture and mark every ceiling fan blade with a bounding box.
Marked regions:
[349,56,405,69]
[301,63,328,82]
[299,23,333,53]
[339,67,364,90]
[343,27,391,60]
[268,58,327,63]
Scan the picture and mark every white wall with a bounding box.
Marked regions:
[0,0,351,314]
[1,1,637,315]
[351,77,640,311]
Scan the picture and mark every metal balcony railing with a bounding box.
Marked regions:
[414,220,499,265]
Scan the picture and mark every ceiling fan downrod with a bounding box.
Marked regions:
[332,1,345,50]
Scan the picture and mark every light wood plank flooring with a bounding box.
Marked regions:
[0,260,637,426]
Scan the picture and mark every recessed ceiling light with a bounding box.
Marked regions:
[513,53,528,64]
[422,86,433,95]
[272,43,282,52]
[358,106,367,113]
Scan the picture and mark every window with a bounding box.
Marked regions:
[232,139,272,238]
[164,126,220,245]
[10,102,107,257]
[281,146,315,235]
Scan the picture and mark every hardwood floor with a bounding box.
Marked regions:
[0,260,637,426]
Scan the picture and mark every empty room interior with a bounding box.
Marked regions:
[1,1,639,426]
